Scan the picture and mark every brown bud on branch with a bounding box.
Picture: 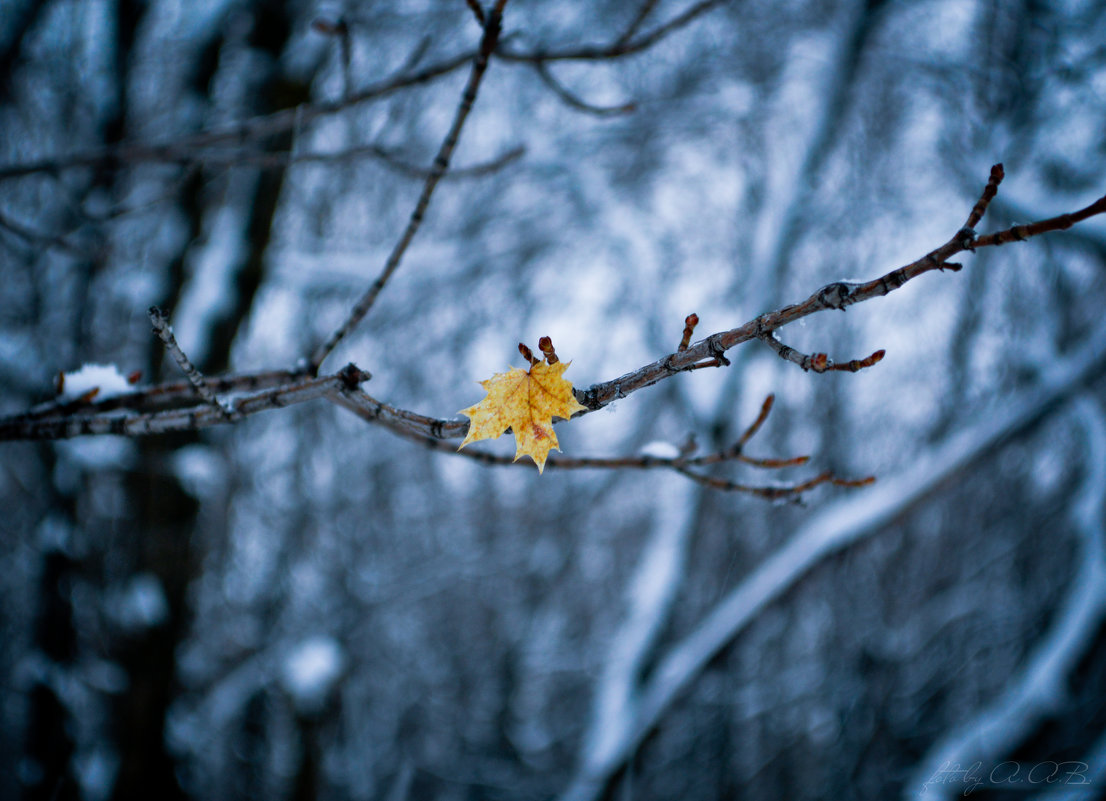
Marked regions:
[678,313,699,352]
[538,336,558,364]
[518,342,540,366]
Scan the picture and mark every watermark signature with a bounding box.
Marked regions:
[922,760,1094,796]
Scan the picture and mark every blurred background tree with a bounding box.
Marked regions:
[1,1,1105,800]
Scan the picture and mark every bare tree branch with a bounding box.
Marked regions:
[14,368,307,422]
[614,0,663,47]
[532,60,636,116]
[497,0,728,62]
[965,162,1005,230]
[0,0,727,184]
[331,388,861,498]
[308,3,508,373]
[975,193,1106,247]
[0,50,476,181]
[574,174,1106,412]
[759,329,885,374]
[1,165,1103,509]
[555,326,1106,801]
[148,306,234,419]
[673,466,874,498]
[462,0,486,27]
[64,142,527,181]
[0,366,369,440]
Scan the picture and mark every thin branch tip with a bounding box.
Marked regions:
[6,165,1105,508]
[148,306,233,418]
[678,313,699,351]
[307,6,507,372]
[538,336,559,364]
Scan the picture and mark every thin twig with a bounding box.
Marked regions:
[738,394,774,447]
[0,209,84,255]
[311,18,353,101]
[337,385,806,467]
[308,4,508,373]
[674,466,875,500]
[572,169,1106,412]
[0,0,731,183]
[497,0,728,62]
[463,0,486,26]
[148,306,235,418]
[331,388,858,497]
[975,193,1106,248]
[614,0,663,47]
[532,61,636,116]
[0,49,477,181]
[165,142,525,180]
[677,313,699,352]
[759,330,885,373]
[333,387,469,441]
[964,162,1004,231]
[373,144,525,180]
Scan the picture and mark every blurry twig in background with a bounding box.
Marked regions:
[0,208,84,255]
[462,0,487,27]
[0,48,475,182]
[0,0,726,183]
[532,60,637,116]
[497,0,728,62]
[308,1,509,372]
[615,0,663,47]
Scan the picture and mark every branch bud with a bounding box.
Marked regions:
[678,313,699,352]
[537,336,558,364]
[518,343,539,366]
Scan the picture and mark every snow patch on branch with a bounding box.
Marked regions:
[639,440,680,460]
[59,364,133,400]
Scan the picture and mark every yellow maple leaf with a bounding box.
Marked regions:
[458,358,588,473]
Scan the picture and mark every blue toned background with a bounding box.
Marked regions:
[1,1,1105,800]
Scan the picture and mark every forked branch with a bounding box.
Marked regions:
[0,0,724,183]
[575,167,1105,411]
[2,165,1104,499]
[307,0,508,373]
[148,306,235,419]
[333,389,867,499]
